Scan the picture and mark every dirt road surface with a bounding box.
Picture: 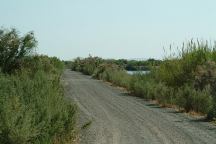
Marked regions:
[62,70,216,144]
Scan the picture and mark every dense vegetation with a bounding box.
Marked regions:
[0,29,77,144]
[113,58,161,71]
[71,56,160,72]
[72,40,216,120]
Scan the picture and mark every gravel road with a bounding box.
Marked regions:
[62,70,216,144]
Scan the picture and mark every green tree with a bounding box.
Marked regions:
[0,28,37,73]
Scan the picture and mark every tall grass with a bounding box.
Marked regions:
[71,56,103,75]
[0,56,77,144]
[155,41,216,117]
[0,28,77,144]
[93,63,131,88]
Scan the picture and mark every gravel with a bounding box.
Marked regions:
[62,70,216,144]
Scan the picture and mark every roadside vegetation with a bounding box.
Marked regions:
[71,40,216,120]
[0,28,77,144]
[113,58,161,71]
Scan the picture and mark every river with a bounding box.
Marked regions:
[126,70,150,75]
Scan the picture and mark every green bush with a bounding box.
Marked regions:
[153,41,216,117]
[72,56,103,75]
[0,70,76,144]
[93,63,131,88]
[0,28,37,73]
[19,56,65,77]
[109,70,131,88]
[153,82,175,106]
[175,84,212,113]
[208,101,216,120]
[132,80,146,97]
[129,74,156,99]
[156,41,215,87]
[0,28,77,143]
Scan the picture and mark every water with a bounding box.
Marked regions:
[126,70,150,75]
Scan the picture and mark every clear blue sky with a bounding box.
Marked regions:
[1,0,216,60]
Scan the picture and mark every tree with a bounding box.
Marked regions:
[0,28,37,73]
